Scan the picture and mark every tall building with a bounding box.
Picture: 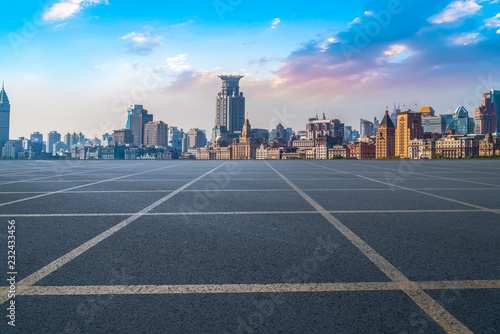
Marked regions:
[447,106,473,134]
[492,90,500,132]
[187,128,206,148]
[144,121,168,146]
[475,92,498,134]
[344,126,353,141]
[47,131,61,154]
[376,110,395,158]
[390,103,402,127]
[251,128,270,142]
[360,118,374,137]
[419,107,442,133]
[306,114,344,139]
[127,105,154,145]
[215,75,245,135]
[440,114,454,133]
[270,123,289,141]
[395,111,423,158]
[168,127,184,152]
[0,82,10,149]
[232,118,260,159]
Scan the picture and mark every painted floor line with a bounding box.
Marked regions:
[0,162,228,306]
[266,162,473,334]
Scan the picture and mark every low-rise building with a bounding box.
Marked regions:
[479,134,500,156]
[435,135,480,158]
[408,139,436,159]
[349,143,376,159]
[328,145,350,159]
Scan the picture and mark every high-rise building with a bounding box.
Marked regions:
[215,75,245,135]
[419,107,443,133]
[395,111,423,158]
[0,82,10,149]
[187,128,206,148]
[127,105,154,145]
[492,90,500,132]
[168,127,184,152]
[144,121,168,146]
[440,114,454,133]
[344,126,353,141]
[251,128,270,142]
[376,110,395,158]
[2,140,22,159]
[447,106,473,134]
[475,92,498,134]
[390,103,402,127]
[360,118,374,137]
[270,123,289,141]
[112,129,134,145]
[47,131,61,154]
[306,114,344,139]
[30,132,43,142]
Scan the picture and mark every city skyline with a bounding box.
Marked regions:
[2,0,500,138]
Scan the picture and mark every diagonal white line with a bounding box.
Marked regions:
[0,161,229,306]
[265,162,473,334]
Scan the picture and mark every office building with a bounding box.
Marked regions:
[144,121,168,146]
[251,128,270,142]
[168,127,184,152]
[376,110,396,158]
[30,132,43,142]
[112,129,134,145]
[447,106,474,134]
[270,123,289,141]
[395,111,423,158]
[127,105,154,145]
[1,139,22,159]
[475,92,498,134]
[0,82,10,149]
[215,75,245,135]
[187,128,206,148]
[47,131,61,153]
[306,114,344,139]
[418,107,442,134]
[390,103,402,127]
[360,118,374,137]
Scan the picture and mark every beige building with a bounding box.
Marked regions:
[144,121,168,146]
[435,136,479,158]
[479,134,500,156]
[376,110,396,158]
[232,119,260,159]
[408,139,436,159]
[395,111,423,158]
[328,145,349,159]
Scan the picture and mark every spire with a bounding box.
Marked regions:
[0,80,9,105]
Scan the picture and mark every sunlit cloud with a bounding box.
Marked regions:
[270,18,281,29]
[449,32,484,45]
[43,0,108,22]
[121,31,163,55]
[382,44,412,63]
[428,0,482,24]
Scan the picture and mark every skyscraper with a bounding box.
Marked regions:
[376,110,395,158]
[395,111,423,158]
[187,128,206,148]
[30,132,43,142]
[47,131,61,154]
[475,92,498,134]
[447,106,473,134]
[306,114,344,139]
[360,118,374,137]
[0,82,10,149]
[168,127,184,152]
[390,103,401,127]
[215,75,245,135]
[144,121,168,146]
[127,105,154,145]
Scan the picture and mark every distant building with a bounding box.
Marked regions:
[376,110,396,158]
[112,129,134,145]
[251,128,270,142]
[29,142,43,159]
[328,145,350,159]
[390,103,402,127]
[53,141,68,155]
[215,75,245,135]
[344,126,353,141]
[187,128,206,148]
[2,139,22,159]
[0,82,10,149]
[269,123,289,141]
[435,135,480,158]
[127,105,153,145]
[408,138,436,159]
[232,119,260,159]
[349,143,376,159]
[144,121,168,146]
[168,127,184,152]
[360,118,374,137]
[474,92,498,134]
[306,113,344,139]
[447,106,473,134]
[479,134,500,156]
[395,111,423,158]
[419,107,443,134]
[47,131,61,153]
[30,132,43,142]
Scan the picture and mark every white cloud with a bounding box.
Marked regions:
[43,0,108,22]
[484,13,500,28]
[429,0,482,24]
[165,54,192,72]
[381,44,412,63]
[271,18,281,29]
[449,32,484,45]
[348,17,362,27]
[121,32,163,55]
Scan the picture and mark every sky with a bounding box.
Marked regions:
[1,0,499,139]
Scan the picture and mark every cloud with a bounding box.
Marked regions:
[121,32,163,55]
[163,54,192,72]
[382,44,412,63]
[271,18,281,29]
[484,13,500,28]
[43,0,108,22]
[428,0,482,24]
[449,31,484,44]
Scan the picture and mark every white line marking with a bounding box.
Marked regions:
[0,162,229,306]
[266,162,473,334]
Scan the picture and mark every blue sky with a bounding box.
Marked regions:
[1,0,499,139]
